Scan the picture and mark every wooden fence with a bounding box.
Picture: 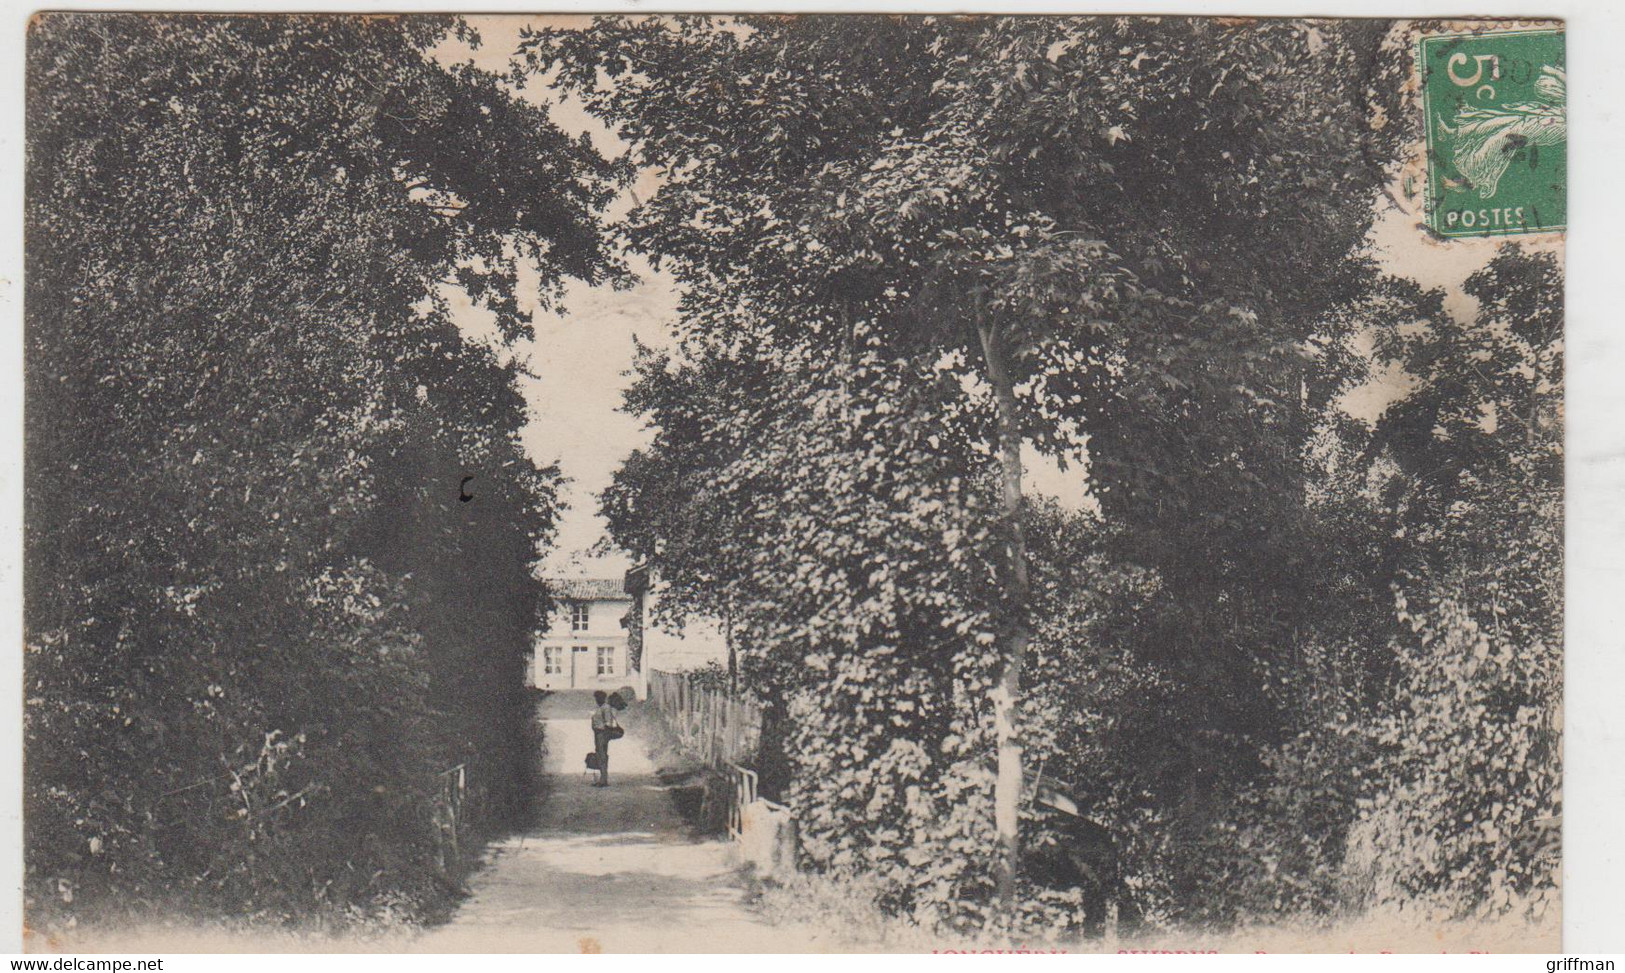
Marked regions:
[647,668,764,770]
[725,762,759,841]
[430,762,467,874]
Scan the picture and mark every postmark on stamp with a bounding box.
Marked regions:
[1419,27,1566,238]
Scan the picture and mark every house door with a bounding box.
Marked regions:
[570,646,589,688]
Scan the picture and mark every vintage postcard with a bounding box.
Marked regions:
[21,13,1564,953]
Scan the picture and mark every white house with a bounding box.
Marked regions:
[624,564,731,693]
[530,578,635,692]
[529,570,732,696]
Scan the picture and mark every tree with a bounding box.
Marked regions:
[25,14,617,924]
[525,14,1408,919]
[1343,246,1562,920]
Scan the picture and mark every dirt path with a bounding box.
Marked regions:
[416,691,818,953]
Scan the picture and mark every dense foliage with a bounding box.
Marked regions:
[25,15,616,928]
[1342,248,1563,922]
[526,15,1561,936]
[22,11,1562,942]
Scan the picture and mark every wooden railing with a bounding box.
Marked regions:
[647,668,763,770]
[430,762,467,874]
[724,762,755,840]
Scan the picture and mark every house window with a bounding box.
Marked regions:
[543,646,563,675]
[570,602,590,633]
[596,646,615,676]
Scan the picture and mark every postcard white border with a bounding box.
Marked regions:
[1,0,1618,957]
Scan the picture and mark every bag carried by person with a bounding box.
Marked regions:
[585,751,602,771]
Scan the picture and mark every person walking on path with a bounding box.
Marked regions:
[589,690,620,787]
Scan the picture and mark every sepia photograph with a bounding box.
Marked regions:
[20,11,1567,953]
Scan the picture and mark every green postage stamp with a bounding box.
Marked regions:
[1419,27,1566,238]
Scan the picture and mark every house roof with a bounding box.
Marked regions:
[548,578,629,601]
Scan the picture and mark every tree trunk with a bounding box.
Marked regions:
[725,609,738,695]
[978,321,1030,918]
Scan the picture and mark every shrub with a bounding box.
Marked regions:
[23,13,610,930]
[683,661,732,695]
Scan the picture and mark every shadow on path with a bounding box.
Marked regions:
[416,691,816,952]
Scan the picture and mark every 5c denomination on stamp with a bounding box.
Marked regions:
[1419,27,1566,238]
